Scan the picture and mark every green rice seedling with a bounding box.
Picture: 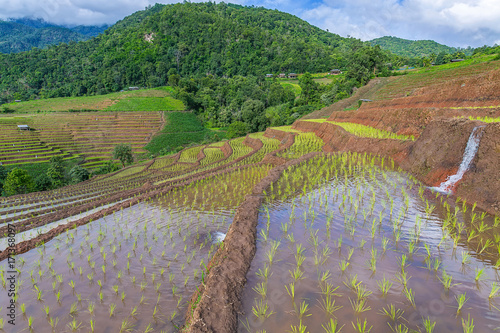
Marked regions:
[252,299,274,319]
[352,318,372,333]
[377,276,393,297]
[423,317,436,333]
[320,270,332,284]
[403,288,416,308]
[87,301,95,316]
[256,264,272,280]
[253,282,268,299]
[461,251,471,265]
[395,271,411,289]
[474,268,486,282]
[440,270,458,290]
[119,319,135,333]
[462,314,474,333]
[339,260,350,273]
[379,304,404,322]
[67,319,82,331]
[42,305,50,317]
[48,317,59,331]
[318,296,342,316]
[109,303,117,317]
[322,318,344,333]
[290,320,308,333]
[294,301,312,320]
[489,282,500,299]
[20,303,26,316]
[285,283,296,302]
[319,283,341,297]
[347,248,355,261]
[69,302,78,317]
[455,293,468,315]
[350,298,371,313]
[344,274,361,291]
[290,267,305,281]
[382,237,389,252]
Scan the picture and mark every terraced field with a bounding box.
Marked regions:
[1,61,500,333]
[0,112,162,168]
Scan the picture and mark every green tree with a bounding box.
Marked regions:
[34,173,52,191]
[298,72,319,104]
[113,144,134,168]
[3,168,35,195]
[0,164,7,192]
[226,121,249,139]
[241,99,267,132]
[46,156,65,188]
[69,165,90,183]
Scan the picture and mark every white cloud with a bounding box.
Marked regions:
[0,0,498,46]
[301,0,500,47]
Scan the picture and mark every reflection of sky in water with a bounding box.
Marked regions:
[240,165,500,333]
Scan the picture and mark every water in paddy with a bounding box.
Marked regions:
[0,165,271,332]
[239,154,500,333]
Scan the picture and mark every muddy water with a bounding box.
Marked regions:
[239,155,500,332]
[0,165,271,333]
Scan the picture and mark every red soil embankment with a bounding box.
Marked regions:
[327,107,500,139]
[292,120,411,162]
[399,118,500,214]
[365,69,500,110]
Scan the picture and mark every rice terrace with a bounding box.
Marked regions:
[0,2,500,333]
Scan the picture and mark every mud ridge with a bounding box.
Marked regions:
[185,152,321,333]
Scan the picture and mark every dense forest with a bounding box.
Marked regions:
[370,36,473,58]
[0,18,107,54]
[0,2,395,103]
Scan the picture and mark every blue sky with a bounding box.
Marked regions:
[0,0,499,48]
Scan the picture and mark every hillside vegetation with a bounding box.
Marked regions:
[370,36,471,58]
[2,86,184,112]
[0,18,106,54]
[0,2,391,102]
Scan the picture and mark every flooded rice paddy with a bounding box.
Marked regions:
[239,153,500,333]
[0,165,271,332]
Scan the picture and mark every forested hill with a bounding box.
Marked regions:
[0,18,107,54]
[369,36,472,58]
[0,2,390,102]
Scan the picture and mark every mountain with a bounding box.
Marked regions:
[0,2,390,102]
[369,36,472,58]
[0,18,108,53]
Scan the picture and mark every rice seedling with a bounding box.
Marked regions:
[352,318,372,333]
[489,282,500,299]
[377,276,393,297]
[403,288,416,308]
[322,318,344,333]
[462,314,474,333]
[252,299,274,319]
[455,293,468,315]
[318,296,342,316]
[423,317,436,333]
[379,304,404,322]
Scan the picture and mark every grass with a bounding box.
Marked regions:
[304,119,415,141]
[145,112,223,155]
[468,116,500,123]
[105,97,185,111]
[3,87,180,112]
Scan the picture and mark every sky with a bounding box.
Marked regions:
[0,0,499,48]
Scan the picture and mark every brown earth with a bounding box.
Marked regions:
[399,118,500,214]
[185,152,320,333]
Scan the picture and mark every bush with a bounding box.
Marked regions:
[69,165,90,183]
[3,168,35,196]
[226,121,249,139]
[113,144,134,168]
[34,173,52,191]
